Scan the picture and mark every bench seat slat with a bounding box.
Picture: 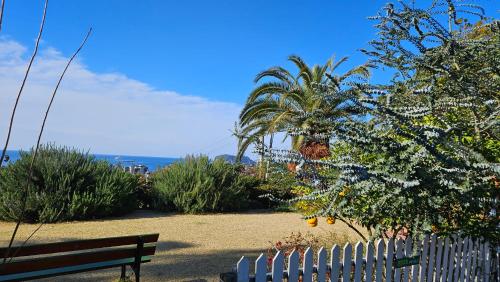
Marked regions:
[0,246,156,275]
[0,233,159,258]
[0,256,152,282]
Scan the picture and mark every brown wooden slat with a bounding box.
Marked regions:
[0,233,159,258]
[0,245,156,275]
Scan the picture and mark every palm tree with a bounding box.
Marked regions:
[236,55,370,161]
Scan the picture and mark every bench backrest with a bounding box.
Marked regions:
[0,233,159,281]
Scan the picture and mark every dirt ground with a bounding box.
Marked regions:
[0,210,362,281]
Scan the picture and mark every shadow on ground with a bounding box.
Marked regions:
[41,247,263,282]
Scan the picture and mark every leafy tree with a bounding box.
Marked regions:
[263,0,499,241]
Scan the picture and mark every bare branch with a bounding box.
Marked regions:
[0,0,5,32]
[0,0,48,165]
[2,27,92,265]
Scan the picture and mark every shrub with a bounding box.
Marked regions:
[151,155,259,213]
[0,145,139,223]
[253,163,297,209]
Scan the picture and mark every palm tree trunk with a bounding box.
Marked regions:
[259,135,265,178]
[265,133,274,179]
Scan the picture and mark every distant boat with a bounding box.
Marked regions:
[113,158,150,176]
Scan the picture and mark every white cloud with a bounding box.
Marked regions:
[0,39,243,158]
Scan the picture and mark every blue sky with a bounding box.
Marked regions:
[1,1,389,103]
[0,1,498,157]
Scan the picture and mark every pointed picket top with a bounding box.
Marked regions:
[419,234,430,281]
[453,236,463,282]
[385,238,395,282]
[483,241,490,282]
[433,237,444,282]
[469,239,479,282]
[440,237,451,282]
[464,237,473,281]
[459,237,469,282]
[427,234,438,282]
[411,238,421,282]
[365,241,375,282]
[375,239,385,282]
[354,242,364,282]
[402,237,412,282]
[232,233,489,282]
[271,251,284,281]
[343,243,353,282]
[302,247,314,282]
[394,238,404,282]
[330,244,341,282]
[446,237,457,282]
[237,256,250,282]
[317,247,328,282]
[254,254,267,282]
[288,250,300,282]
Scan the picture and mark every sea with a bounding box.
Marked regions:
[2,150,178,172]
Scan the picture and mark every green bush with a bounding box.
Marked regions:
[0,145,139,223]
[151,155,259,213]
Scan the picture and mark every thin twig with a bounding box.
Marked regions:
[6,209,62,263]
[0,0,48,166]
[0,0,5,32]
[337,216,368,241]
[1,27,92,265]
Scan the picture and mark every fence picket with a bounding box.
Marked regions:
[468,240,478,282]
[330,245,341,282]
[427,234,437,282]
[446,238,457,282]
[232,234,492,282]
[272,251,284,281]
[411,238,421,282]
[453,237,463,282]
[288,250,300,282]
[237,257,249,282]
[479,241,486,281]
[419,235,430,281]
[403,237,413,282]
[302,247,313,282]
[375,239,385,282]
[386,238,395,282]
[441,237,451,282]
[434,238,444,282]
[317,247,327,282]
[459,238,470,282]
[343,243,353,282]
[354,242,364,282]
[464,238,473,282]
[254,254,267,282]
[394,239,404,282]
[365,241,375,282]
[483,241,490,282]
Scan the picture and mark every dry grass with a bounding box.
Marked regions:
[0,210,364,282]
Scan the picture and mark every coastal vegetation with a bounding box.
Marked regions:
[151,155,260,213]
[0,144,138,223]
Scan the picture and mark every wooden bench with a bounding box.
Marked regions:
[0,233,159,282]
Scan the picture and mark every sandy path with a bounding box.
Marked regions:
[0,210,361,281]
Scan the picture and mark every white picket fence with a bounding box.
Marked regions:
[234,234,496,282]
